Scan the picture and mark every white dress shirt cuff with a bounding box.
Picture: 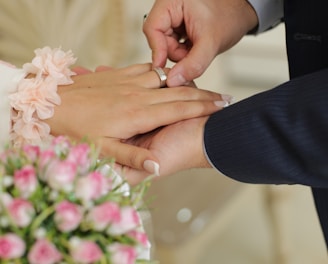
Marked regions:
[247,0,284,33]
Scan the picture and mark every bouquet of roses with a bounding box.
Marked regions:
[0,136,152,264]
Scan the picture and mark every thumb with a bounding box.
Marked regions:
[167,38,217,87]
[100,139,160,176]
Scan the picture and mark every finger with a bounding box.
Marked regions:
[98,63,153,78]
[100,139,160,176]
[72,66,93,75]
[131,99,228,135]
[148,86,224,104]
[117,63,153,76]
[120,166,154,186]
[95,65,114,72]
[127,67,170,88]
[186,80,198,88]
[167,38,217,87]
[167,40,190,63]
[143,9,172,68]
[165,30,192,63]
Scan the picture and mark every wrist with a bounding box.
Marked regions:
[243,0,259,34]
[9,47,77,147]
[195,116,212,168]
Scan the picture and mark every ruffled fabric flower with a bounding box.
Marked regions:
[10,116,51,147]
[9,47,77,148]
[9,77,60,122]
[23,46,77,85]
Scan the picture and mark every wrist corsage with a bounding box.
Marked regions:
[9,47,77,148]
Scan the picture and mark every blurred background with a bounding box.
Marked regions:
[1,0,326,263]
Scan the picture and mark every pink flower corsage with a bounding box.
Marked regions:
[9,47,77,147]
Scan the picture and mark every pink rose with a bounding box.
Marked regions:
[128,230,150,248]
[28,239,62,264]
[108,207,140,235]
[87,202,121,231]
[45,159,77,190]
[23,46,77,85]
[54,201,83,232]
[70,240,102,264]
[67,143,91,174]
[14,164,38,197]
[22,144,40,162]
[7,198,34,227]
[38,149,56,170]
[50,136,71,151]
[108,244,137,264]
[75,171,110,202]
[0,234,25,259]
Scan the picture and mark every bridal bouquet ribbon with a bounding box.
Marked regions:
[0,136,152,264]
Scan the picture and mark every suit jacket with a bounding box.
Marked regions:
[204,0,328,248]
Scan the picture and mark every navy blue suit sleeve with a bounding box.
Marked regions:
[204,68,328,188]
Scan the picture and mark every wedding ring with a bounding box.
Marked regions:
[153,67,167,88]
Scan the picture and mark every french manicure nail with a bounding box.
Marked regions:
[221,94,234,103]
[143,160,160,176]
[214,100,230,108]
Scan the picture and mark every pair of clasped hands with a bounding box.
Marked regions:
[47,0,257,184]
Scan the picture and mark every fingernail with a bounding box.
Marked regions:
[143,160,160,176]
[169,74,186,86]
[214,100,230,108]
[221,94,234,103]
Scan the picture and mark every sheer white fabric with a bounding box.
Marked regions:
[0,64,26,149]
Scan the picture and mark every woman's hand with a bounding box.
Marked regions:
[122,116,211,185]
[46,63,228,174]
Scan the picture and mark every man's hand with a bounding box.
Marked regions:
[143,0,258,86]
[122,116,211,185]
